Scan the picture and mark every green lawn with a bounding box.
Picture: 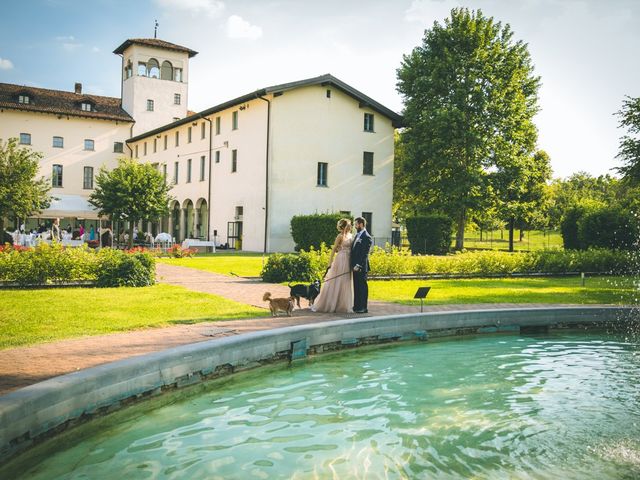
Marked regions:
[158,252,266,277]
[0,284,267,349]
[369,276,638,305]
[459,229,563,251]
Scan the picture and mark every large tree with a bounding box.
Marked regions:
[397,8,541,250]
[90,158,172,248]
[491,149,551,251]
[0,138,51,236]
[615,95,640,183]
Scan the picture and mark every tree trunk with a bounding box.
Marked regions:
[479,228,483,241]
[128,222,135,249]
[508,217,515,252]
[519,228,524,241]
[455,210,466,251]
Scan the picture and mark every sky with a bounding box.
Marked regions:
[1,0,639,179]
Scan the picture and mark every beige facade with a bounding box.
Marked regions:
[130,82,396,252]
[0,109,131,219]
[1,37,400,252]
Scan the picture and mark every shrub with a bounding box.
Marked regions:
[168,244,197,258]
[405,214,454,255]
[96,248,155,287]
[560,203,601,250]
[290,213,344,251]
[578,207,639,250]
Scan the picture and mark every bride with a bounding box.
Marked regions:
[312,218,353,313]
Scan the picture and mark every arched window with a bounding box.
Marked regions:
[161,61,173,80]
[125,60,133,79]
[147,58,160,78]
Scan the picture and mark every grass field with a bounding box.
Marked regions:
[369,276,638,306]
[0,283,267,349]
[158,251,267,277]
[458,229,563,251]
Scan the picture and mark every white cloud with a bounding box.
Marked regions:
[55,35,75,41]
[405,0,460,24]
[154,0,225,18]
[0,58,14,70]
[55,35,82,52]
[226,15,263,40]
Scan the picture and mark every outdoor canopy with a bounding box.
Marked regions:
[38,194,102,219]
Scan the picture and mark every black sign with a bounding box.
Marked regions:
[414,287,431,299]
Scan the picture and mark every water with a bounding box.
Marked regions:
[5,332,640,479]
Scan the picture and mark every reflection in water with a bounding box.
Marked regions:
[4,332,640,479]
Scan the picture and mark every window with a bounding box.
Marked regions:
[84,139,94,151]
[173,161,179,184]
[174,93,181,105]
[364,113,374,132]
[18,94,30,104]
[147,99,154,112]
[125,60,133,79]
[232,111,239,130]
[187,126,192,143]
[187,158,192,183]
[174,68,183,82]
[52,164,63,187]
[363,151,374,175]
[83,166,94,189]
[201,122,206,139]
[114,142,124,153]
[175,131,180,147]
[147,58,159,78]
[81,102,92,112]
[164,135,168,150]
[19,133,31,145]
[200,156,206,181]
[317,162,328,186]
[215,150,220,163]
[162,164,167,182]
[231,149,237,172]
[326,89,331,98]
[362,212,373,235]
[134,145,138,158]
[161,61,173,81]
[52,136,64,148]
[143,142,147,156]
[153,138,157,153]
[215,116,221,135]
[138,62,147,76]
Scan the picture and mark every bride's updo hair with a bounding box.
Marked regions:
[337,218,351,231]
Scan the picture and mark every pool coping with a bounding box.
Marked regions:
[0,305,636,463]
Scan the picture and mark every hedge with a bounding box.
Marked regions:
[0,243,155,287]
[405,214,454,255]
[578,207,639,250]
[290,213,345,251]
[261,246,637,282]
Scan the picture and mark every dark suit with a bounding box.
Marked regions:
[351,229,372,311]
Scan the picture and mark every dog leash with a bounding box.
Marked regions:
[323,270,353,283]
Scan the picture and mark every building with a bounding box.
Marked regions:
[0,38,402,252]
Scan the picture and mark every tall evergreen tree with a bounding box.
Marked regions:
[0,138,51,236]
[397,8,541,250]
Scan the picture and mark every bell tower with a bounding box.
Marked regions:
[114,38,198,136]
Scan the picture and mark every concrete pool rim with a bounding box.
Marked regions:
[0,305,637,464]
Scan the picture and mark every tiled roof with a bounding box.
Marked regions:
[113,38,198,58]
[0,83,133,122]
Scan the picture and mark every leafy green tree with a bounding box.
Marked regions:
[0,138,51,236]
[397,8,541,250]
[491,150,552,251]
[90,158,172,248]
[615,95,640,183]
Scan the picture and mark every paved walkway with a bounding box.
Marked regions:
[0,263,584,396]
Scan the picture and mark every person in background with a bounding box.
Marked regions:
[51,218,61,242]
[79,224,85,238]
[89,226,95,241]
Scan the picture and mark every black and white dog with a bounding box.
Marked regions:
[288,279,321,308]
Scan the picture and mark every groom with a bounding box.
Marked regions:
[351,216,372,313]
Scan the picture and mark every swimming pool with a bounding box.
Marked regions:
[4,331,639,479]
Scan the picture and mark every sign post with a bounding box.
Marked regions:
[414,287,431,312]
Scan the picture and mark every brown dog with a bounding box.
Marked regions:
[263,292,295,317]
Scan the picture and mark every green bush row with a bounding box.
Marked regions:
[261,246,637,282]
[290,213,345,251]
[0,243,155,287]
[561,204,639,250]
